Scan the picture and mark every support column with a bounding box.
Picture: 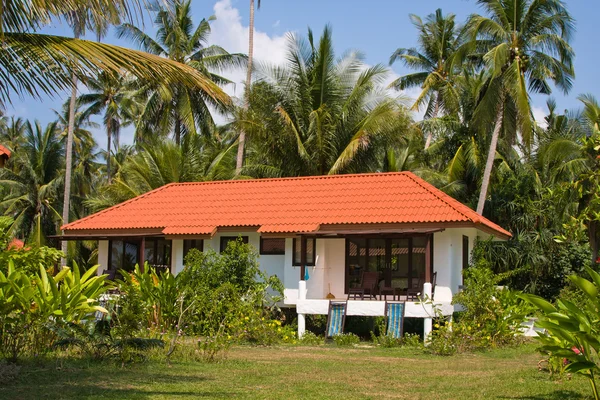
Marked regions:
[300,236,307,281]
[297,280,307,338]
[139,237,145,272]
[423,282,433,343]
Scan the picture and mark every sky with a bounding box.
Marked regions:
[7,0,599,151]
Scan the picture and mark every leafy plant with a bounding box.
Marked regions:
[0,261,109,361]
[298,331,324,346]
[522,267,600,400]
[332,333,360,347]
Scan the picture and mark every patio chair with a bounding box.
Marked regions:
[385,302,405,339]
[347,271,379,300]
[326,301,347,337]
[406,272,437,301]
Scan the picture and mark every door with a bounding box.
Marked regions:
[345,235,432,293]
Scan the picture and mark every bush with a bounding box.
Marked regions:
[427,266,531,355]
[298,331,324,346]
[333,333,360,347]
[0,262,109,361]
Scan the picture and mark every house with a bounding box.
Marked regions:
[60,172,510,338]
[0,145,10,168]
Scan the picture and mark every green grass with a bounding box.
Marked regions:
[0,344,592,399]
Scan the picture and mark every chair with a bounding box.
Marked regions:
[385,302,405,339]
[347,271,379,300]
[406,272,437,301]
[326,301,347,337]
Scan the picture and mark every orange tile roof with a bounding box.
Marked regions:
[62,172,511,239]
[0,145,10,159]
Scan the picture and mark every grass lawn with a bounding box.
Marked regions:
[0,344,591,399]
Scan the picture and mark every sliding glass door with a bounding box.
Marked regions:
[345,236,432,293]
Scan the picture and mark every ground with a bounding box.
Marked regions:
[0,344,591,399]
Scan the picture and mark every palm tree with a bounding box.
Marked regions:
[236,0,262,173]
[78,71,135,183]
[86,135,237,210]
[1,0,231,108]
[465,0,575,215]
[244,26,403,177]
[0,121,64,246]
[117,0,246,144]
[389,9,463,149]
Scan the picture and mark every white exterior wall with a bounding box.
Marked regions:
[98,240,109,274]
[96,228,483,304]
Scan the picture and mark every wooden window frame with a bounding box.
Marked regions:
[183,239,204,259]
[219,236,249,252]
[259,237,286,255]
[292,237,316,266]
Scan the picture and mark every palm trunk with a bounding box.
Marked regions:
[60,44,79,266]
[235,0,256,174]
[107,119,112,184]
[476,100,504,215]
[424,94,440,150]
[589,220,598,265]
[175,118,181,146]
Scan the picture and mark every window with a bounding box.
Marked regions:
[292,238,316,266]
[220,236,249,252]
[260,238,286,255]
[183,239,204,259]
[462,235,469,270]
[109,240,140,273]
[144,238,172,268]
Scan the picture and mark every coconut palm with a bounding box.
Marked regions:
[86,134,237,211]
[0,121,64,245]
[244,26,403,177]
[236,0,262,173]
[389,9,463,149]
[0,0,230,108]
[77,71,136,183]
[117,0,246,144]
[465,0,575,214]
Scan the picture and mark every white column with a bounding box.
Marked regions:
[297,280,307,338]
[171,239,184,275]
[423,282,433,343]
[97,240,109,275]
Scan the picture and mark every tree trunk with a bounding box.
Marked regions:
[235,0,255,174]
[175,118,181,146]
[107,118,112,184]
[589,220,598,265]
[60,42,79,266]
[476,100,504,215]
[424,94,440,150]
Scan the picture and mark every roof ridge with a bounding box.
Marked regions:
[61,183,176,230]
[170,171,411,187]
[401,171,479,223]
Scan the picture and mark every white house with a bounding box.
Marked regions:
[60,172,511,338]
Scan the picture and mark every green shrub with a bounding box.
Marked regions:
[427,266,531,355]
[522,267,600,400]
[298,331,324,346]
[333,333,360,347]
[0,262,109,361]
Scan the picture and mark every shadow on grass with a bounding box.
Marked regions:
[0,369,236,400]
[498,390,586,400]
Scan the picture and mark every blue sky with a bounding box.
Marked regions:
[7,0,598,149]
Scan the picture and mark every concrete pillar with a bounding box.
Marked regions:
[97,240,109,275]
[171,239,184,275]
[423,282,433,343]
[297,280,307,338]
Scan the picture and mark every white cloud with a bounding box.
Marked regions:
[272,20,280,28]
[532,105,548,129]
[208,0,288,100]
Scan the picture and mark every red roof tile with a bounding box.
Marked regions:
[62,172,511,238]
[0,145,10,159]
